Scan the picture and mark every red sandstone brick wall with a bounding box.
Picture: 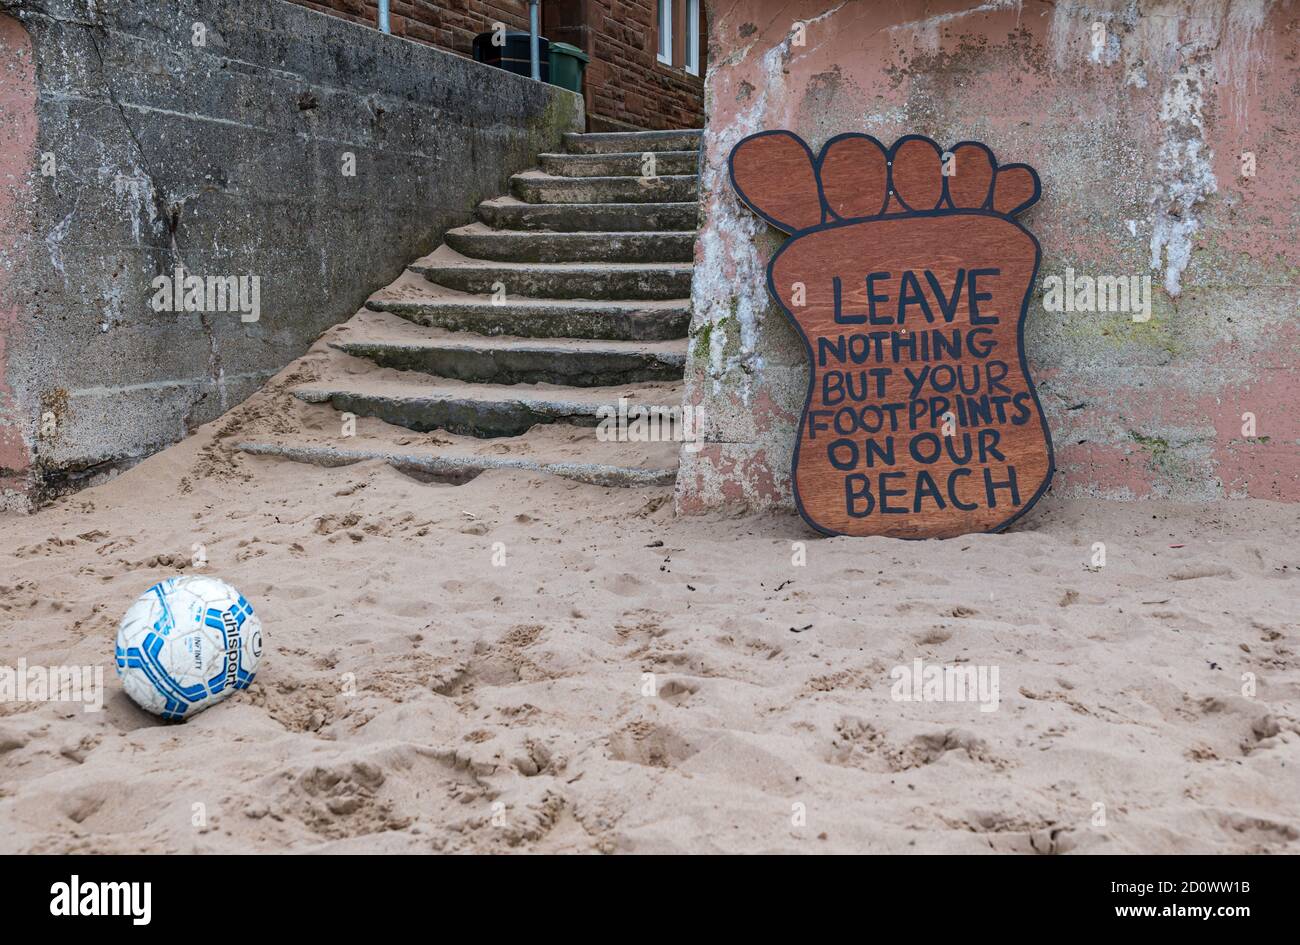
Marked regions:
[286,0,703,131]
[585,0,704,131]
[286,0,530,54]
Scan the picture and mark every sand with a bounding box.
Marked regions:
[1,342,1297,853]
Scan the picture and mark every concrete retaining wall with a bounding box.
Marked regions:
[677,0,1298,513]
[0,0,583,510]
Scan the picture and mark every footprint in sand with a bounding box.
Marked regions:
[608,722,700,768]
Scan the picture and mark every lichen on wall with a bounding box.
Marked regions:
[1148,56,1216,297]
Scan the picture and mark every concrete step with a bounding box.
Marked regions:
[564,130,703,154]
[331,333,686,386]
[365,294,690,341]
[444,222,694,264]
[538,150,699,177]
[291,377,685,438]
[236,438,676,488]
[478,196,697,233]
[511,170,697,205]
[410,246,691,301]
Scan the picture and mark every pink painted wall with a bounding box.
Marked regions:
[0,13,35,511]
[678,0,1299,514]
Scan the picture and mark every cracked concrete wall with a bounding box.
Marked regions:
[677,0,1298,514]
[0,0,583,510]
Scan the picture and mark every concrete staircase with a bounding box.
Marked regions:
[236,129,701,488]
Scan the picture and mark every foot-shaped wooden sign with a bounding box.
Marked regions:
[729,131,1054,539]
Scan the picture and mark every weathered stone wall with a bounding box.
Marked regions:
[0,12,35,509]
[678,0,1298,513]
[0,0,583,510]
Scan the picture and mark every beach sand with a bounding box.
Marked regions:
[1,343,1297,853]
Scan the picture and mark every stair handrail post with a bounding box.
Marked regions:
[529,0,541,81]
[378,0,391,34]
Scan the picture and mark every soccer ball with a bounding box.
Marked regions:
[115,576,263,720]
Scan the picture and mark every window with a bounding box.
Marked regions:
[657,0,673,65]
[685,0,700,75]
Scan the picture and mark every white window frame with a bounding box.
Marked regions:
[685,0,700,75]
[657,0,673,66]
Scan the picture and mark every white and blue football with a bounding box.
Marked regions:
[115,576,263,720]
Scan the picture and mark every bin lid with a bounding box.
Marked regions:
[476,30,543,40]
[549,42,589,62]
